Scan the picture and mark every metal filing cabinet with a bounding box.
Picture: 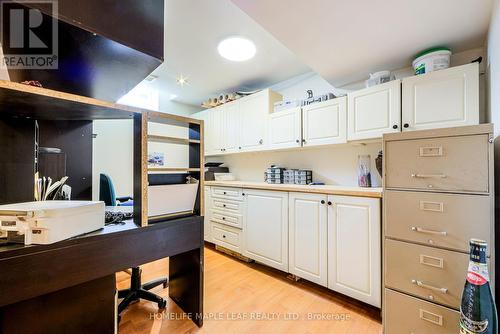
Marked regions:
[382,124,494,334]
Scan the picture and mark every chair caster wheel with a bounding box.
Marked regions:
[158,298,167,309]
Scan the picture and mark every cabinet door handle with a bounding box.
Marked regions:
[302,139,306,144]
[411,226,447,236]
[258,139,263,145]
[327,201,332,205]
[403,123,409,128]
[392,124,398,129]
[411,279,448,294]
[321,200,325,204]
[411,173,446,179]
[296,139,300,143]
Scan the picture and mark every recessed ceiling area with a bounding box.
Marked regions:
[231,0,493,87]
[147,0,310,107]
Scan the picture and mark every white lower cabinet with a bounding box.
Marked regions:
[204,186,212,242]
[243,189,289,271]
[327,195,381,307]
[288,192,328,287]
[207,185,381,306]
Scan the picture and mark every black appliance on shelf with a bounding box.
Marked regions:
[204,162,229,181]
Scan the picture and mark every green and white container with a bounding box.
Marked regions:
[412,47,451,75]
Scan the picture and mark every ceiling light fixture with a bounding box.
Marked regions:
[217,37,256,62]
[176,74,188,87]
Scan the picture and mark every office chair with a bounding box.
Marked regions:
[99,174,168,315]
[99,173,134,206]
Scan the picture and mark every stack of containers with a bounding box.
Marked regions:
[264,166,285,184]
[294,170,313,185]
[283,170,296,184]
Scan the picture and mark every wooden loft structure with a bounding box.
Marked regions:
[0,80,204,227]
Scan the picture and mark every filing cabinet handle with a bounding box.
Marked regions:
[411,173,446,178]
[411,279,448,294]
[411,226,447,236]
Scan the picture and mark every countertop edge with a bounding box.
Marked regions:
[204,181,383,198]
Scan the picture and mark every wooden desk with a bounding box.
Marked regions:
[0,216,204,333]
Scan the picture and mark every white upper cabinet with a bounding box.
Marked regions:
[327,195,381,307]
[269,107,302,149]
[302,96,347,147]
[209,106,224,155]
[289,192,328,287]
[347,80,401,140]
[222,101,240,153]
[402,62,479,131]
[239,89,282,152]
[243,189,289,272]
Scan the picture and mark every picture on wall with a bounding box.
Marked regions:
[148,152,165,167]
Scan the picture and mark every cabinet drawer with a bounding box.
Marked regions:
[384,289,460,334]
[385,239,467,309]
[211,187,244,201]
[212,198,244,214]
[385,190,491,254]
[211,211,242,229]
[211,223,241,252]
[385,134,489,193]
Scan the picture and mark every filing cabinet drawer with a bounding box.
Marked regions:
[212,198,244,214]
[211,223,241,252]
[385,239,468,309]
[385,190,491,254]
[385,289,460,334]
[385,134,489,193]
[211,187,244,201]
[211,211,242,229]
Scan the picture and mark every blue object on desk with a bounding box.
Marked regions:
[99,173,134,206]
[309,182,325,185]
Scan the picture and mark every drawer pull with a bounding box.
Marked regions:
[420,254,444,268]
[411,279,448,294]
[419,309,443,326]
[411,173,446,179]
[411,226,447,236]
[419,146,443,157]
[419,201,444,212]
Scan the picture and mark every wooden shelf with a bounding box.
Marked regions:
[147,110,202,127]
[148,135,200,145]
[147,167,201,173]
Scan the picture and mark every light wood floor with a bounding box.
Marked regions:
[117,245,382,334]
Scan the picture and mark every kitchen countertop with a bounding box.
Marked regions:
[204,181,383,198]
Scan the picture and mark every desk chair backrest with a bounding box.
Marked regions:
[99,173,116,206]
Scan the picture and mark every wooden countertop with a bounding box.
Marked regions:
[204,181,383,198]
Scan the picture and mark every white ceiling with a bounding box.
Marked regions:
[231,0,493,87]
[148,0,310,107]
